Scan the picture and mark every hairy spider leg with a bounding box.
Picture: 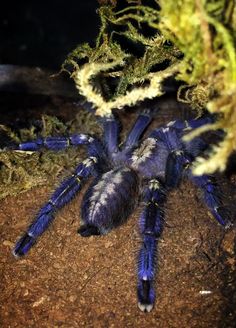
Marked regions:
[188,173,231,227]
[149,125,187,183]
[13,157,97,257]
[149,122,210,187]
[151,116,216,157]
[17,134,96,151]
[123,112,152,149]
[169,116,225,156]
[137,179,166,312]
[101,114,120,153]
[16,133,106,164]
[165,151,190,188]
[152,116,215,155]
[167,116,215,131]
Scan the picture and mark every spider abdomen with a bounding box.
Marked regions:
[80,167,139,236]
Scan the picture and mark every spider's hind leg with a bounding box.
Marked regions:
[137,179,166,312]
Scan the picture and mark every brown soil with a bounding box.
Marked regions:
[0,94,235,328]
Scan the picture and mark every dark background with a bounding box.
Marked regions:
[0,0,99,69]
[0,0,100,128]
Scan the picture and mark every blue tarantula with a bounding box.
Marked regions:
[11,111,229,312]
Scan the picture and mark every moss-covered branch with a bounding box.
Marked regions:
[0,112,100,200]
[63,0,236,175]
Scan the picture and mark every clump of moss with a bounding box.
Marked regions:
[0,111,101,200]
[63,0,236,175]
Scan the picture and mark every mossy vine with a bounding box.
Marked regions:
[63,0,236,175]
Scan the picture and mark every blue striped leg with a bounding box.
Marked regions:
[137,179,166,312]
[102,114,120,153]
[16,134,95,151]
[13,157,97,257]
[189,173,231,227]
[123,112,152,149]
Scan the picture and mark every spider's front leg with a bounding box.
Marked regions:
[123,112,152,149]
[165,150,190,188]
[13,157,97,257]
[137,179,166,312]
[14,134,95,151]
[101,111,152,153]
[101,114,120,153]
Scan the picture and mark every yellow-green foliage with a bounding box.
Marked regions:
[0,112,100,200]
[159,0,236,175]
[63,0,236,175]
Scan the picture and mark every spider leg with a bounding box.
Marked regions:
[101,114,120,153]
[123,112,152,149]
[137,179,166,312]
[15,134,96,151]
[187,172,231,227]
[167,115,215,131]
[165,150,190,188]
[13,157,97,257]
[14,134,106,162]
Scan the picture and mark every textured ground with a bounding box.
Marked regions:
[0,94,236,327]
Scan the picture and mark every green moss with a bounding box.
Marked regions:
[63,0,236,174]
[0,111,101,200]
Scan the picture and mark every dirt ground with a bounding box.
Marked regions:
[0,94,236,328]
